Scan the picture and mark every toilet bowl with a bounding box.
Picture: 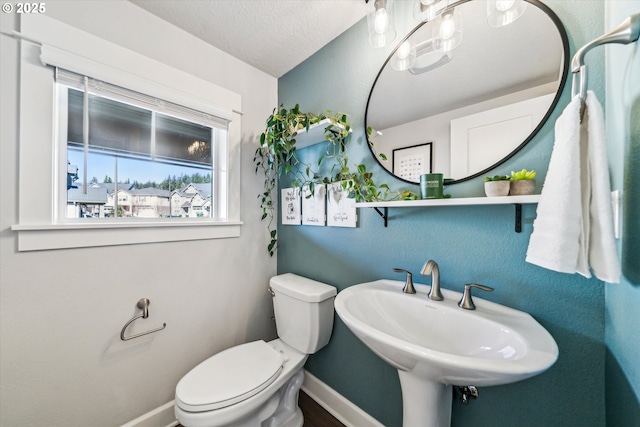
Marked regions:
[175,273,336,427]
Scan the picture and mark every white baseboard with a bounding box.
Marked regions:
[120,400,178,427]
[121,370,382,427]
[302,370,384,427]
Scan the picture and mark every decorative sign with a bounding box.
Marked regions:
[327,182,357,228]
[281,187,301,225]
[301,184,326,226]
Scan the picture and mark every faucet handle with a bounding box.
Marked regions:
[393,268,416,294]
[458,283,494,310]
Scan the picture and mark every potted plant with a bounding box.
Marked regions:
[484,175,511,197]
[509,168,536,195]
[254,105,417,255]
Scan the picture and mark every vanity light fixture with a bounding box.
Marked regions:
[390,39,417,71]
[365,0,396,48]
[487,0,528,28]
[413,0,449,22]
[432,8,463,52]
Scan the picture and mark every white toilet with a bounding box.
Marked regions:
[175,273,337,427]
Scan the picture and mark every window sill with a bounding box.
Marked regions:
[12,220,243,251]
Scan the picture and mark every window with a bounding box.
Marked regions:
[58,71,227,221]
[13,14,243,251]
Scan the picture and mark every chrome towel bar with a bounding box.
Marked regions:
[120,298,166,341]
[571,13,640,119]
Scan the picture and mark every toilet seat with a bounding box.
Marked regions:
[176,340,284,412]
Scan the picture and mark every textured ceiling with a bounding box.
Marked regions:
[129,0,367,78]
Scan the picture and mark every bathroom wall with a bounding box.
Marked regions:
[278,1,614,426]
[604,1,640,425]
[0,1,277,425]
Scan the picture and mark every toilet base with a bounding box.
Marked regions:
[263,368,304,427]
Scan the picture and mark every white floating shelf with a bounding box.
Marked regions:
[294,118,349,149]
[355,194,540,208]
[355,195,540,232]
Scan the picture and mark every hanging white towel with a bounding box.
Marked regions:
[526,92,620,283]
[584,91,620,283]
[526,96,583,274]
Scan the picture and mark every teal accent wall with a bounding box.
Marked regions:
[604,1,640,425]
[276,1,628,426]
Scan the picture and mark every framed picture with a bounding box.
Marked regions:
[392,142,433,183]
[326,181,357,228]
[281,187,301,225]
[301,184,326,226]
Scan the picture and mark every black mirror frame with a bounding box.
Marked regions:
[364,0,570,186]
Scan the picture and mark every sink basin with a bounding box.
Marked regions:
[334,279,558,427]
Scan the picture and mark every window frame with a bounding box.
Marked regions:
[56,83,225,223]
[12,14,243,251]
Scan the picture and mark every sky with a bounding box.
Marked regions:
[68,150,211,185]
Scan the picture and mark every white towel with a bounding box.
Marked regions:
[526,96,583,274]
[526,92,621,283]
[584,91,620,283]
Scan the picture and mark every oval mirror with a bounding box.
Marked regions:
[365,0,569,185]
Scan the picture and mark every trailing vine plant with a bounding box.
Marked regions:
[254,105,417,256]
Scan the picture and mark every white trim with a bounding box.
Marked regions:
[12,220,243,231]
[302,370,385,427]
[14,223,241,252]
[116,371,381,427]
[120,400,178,427]
[20,14,240,113]
[49,60,233,125]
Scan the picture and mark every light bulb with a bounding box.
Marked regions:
[374,8,390,34]
[396,41,412,60]
[439,12,455,39]
[496,0,515,12]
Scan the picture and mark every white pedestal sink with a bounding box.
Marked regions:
[334,280,558,427]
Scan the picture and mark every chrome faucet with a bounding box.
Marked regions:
[421,260,443,301]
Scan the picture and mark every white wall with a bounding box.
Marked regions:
[0,1,278,425]
[376,83,556,178]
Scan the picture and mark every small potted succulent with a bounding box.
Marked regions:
[509,168,536,195]
[484,175,511,197]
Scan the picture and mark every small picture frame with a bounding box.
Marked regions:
[326,181,357,228]
[392,142,433,183]
[301,184,326,226]
[281,187,301,225]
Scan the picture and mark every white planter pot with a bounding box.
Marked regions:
[484,181,510,197]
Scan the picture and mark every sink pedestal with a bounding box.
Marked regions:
[398,371,452,427]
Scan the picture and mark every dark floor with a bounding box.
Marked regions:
[176,390,345,427]
[299,390,345,427]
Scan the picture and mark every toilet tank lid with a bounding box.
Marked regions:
[270,273,337,302]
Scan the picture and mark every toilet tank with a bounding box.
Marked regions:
[269,273,337,354]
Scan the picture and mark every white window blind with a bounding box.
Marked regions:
[56,68,230,130]
[39,43,233,123]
